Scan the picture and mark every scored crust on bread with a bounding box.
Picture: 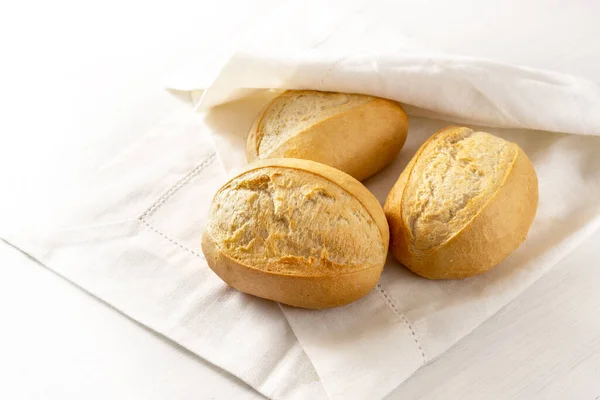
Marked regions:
[202,158,389,309]
[247,90,408,181]
[384,126,538,279]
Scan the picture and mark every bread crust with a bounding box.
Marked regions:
[247,90,408,181]
[202,158,389,308]
[384,127,538,279]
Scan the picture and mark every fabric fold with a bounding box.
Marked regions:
[2,113,327,400]
[183,79,600,399]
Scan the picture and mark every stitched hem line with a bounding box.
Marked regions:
[376,283,428,364]
[319,55,351,89]
[139,218,206,260]
[134,148,429,369]
[136,153,216,261]
[139,153,216,220]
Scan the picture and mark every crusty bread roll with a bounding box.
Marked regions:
[246,90,408,181]
[202,158,389,309]
[384,126,538,279]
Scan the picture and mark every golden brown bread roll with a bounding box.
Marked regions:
[246,90,408,181]
[384,126,538,279]
[202,158,389,309]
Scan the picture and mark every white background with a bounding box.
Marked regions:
[1,0,599,398]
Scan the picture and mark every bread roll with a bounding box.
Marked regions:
[384,126,538,279]
[246,90,408,181]
[202,158,389,309]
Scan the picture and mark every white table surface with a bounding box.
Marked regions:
[1,1,599,399]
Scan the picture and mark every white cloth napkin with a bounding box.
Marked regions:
[5,1,600,399]
[3,113,328,399]
[168,1,600,399]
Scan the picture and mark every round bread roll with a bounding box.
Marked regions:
[384,126,538,279]
[246,90,408,181]
[202,158,390,309]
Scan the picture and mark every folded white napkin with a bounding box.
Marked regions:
[169,2,600,399]
[5,1,600,400]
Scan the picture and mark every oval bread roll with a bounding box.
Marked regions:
[246,90,408,181]
[384,126,538,279]
[202,158,390,309]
